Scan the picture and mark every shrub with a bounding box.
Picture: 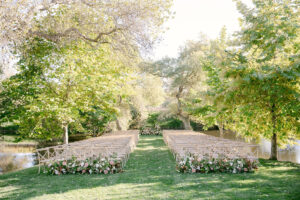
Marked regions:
[147,113,184,130]
[44,155,123,175]
[176,153,259,174]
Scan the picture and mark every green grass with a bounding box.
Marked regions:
[0,136,299,200]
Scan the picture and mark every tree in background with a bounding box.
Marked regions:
[119,73,166,130]
[142,38,209,130]
[186,27,230,136]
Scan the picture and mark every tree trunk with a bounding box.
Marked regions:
[116,118,122,131]
[218,120,224,138]
[270,133,277,160]
[63,124,69,144]
[270,103,277,160]
[175,86,192,130]
[178,115,192,130]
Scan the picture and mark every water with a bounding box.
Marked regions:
[202,130,300,164]
[0,146,36,174]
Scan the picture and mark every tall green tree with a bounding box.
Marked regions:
[224,0,300,160]
[1,38,131,144]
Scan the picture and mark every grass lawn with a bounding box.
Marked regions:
[0,135,299,200]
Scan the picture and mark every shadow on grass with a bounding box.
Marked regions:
[0,136,300,200]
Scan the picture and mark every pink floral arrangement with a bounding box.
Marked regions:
[44,155,123,175]
[176,153,259,174]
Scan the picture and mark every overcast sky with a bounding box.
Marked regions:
[152,0,253,60]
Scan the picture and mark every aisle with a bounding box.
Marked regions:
[124,135,176,178]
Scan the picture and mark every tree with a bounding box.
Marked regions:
[1,38,131,144]
[224,0,300,160]
[116,73,166,130]
[0,0,174,143]
[0,0,173,58]
[141,38,208,130]
[186,27,231,136]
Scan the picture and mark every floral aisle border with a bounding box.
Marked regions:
[176,153,258,173]
[44,154,123,175]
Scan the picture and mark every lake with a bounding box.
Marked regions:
[0,145,36,174]
[202,130,300,164]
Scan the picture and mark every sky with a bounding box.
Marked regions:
[152,0,253,60]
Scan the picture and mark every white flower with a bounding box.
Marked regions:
[80,162,84,167]
[89,169,92,174]
[230,162,233,166]
[233,169,237,174]
[55,170,59,175]
[95,164,99,168]
[48,163,52,167]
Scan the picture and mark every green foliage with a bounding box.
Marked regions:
[146,113,184,130]
[128,106,142,129]
[0,38,55,126]
[159,117,184,130]
[79,107,115,136]
[138,112,185,135]
[186,0,300,153]
[146,113,161,127]
[185,27,231,132]
[0,125,19,135]
[0,38,131,142]
[224,64,300,144]
[221,0,300,147]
